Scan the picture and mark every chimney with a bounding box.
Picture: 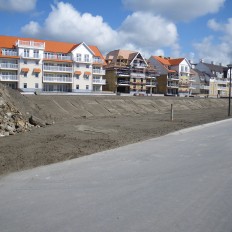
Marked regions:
[211,61,214,65]
[219,63,222,66]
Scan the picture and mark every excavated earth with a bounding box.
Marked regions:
[0,85,230,175]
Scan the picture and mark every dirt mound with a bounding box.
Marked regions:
[0,84,47,137]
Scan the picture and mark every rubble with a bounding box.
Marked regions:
[0,95,32,137]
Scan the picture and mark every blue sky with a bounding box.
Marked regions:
[1,0,232,64]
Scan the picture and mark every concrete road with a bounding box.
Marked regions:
[1,119,232,232]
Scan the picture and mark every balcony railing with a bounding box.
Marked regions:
[117,80,130,85]
[74,58,92,63]
[132,63,147,68]
[0,75,18,81]
[44,54,72,60]
[217,80,227,85]
[0,63,18,69]
[146,82,156,87]
[17,40,45,49]
[116,71,130,76]
[43,65,72,72]
[93,69,106,75]
[1,50,18,56]
[217,86,227,90]
[43,76,73,83]
[200,85,210,90]
[168,76,179,80]
[93,79,106,85]
[20,53,42,59]
[130,72,145,78]
[131,82,146,85]
[93,58,104,64]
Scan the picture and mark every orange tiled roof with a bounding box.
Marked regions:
[33,68,41,73]
[0,35,105,61]
[153,56,184,66]
[21,68,29,72]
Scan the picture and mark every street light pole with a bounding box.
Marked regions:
[227,64,232,117]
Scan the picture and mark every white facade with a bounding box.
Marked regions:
[0,39,105,93]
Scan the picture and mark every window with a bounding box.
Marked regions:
[76,75,80,79]
[86,64,90,68]
[24,60,27,64]
[76,85,79,90]
[86,85,89,90]
[35,73,39,78]
[84,74,89,80]
[35,83,39,89]
[76,64,80,68]
[84,54,90,62]
[23,83,27,88]
[24,73,27,77]
[24,49,29,58]
[34,50,39,58]
[35,61,39,65]
[76,53,81,61]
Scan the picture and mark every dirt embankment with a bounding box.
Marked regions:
[0,88,230,176]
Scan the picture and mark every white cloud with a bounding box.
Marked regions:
[21,21,41,35]
[194,18,232,64]
[122,0,225,21]
[21,2,179,57]
[119,12,178,48]
[207,19,222,31]
[0,0,36,12]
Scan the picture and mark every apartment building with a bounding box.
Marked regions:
[0,35,106,93]
[104,50,158,95]
[149,56,195,96]
[195,60,229,97]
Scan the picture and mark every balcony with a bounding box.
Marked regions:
[43,65,72,73]
[146,82,156,87]
[130,72,145,78]
[93,69,105,75]
[1,50,18,57]
[93,58,104,64]
[116,70,130,76]
[43,76,73,83]
[217,85,227,91]
[132,63,147,68]
[217,79,227,85]
[189,77,196,82]
[168,75,179,81]
[20,53,42,59]
[0,74,18,81]
[200,85,210,90]
[93,79,106,85]
[0,63,18,70]
[146,73,158,79]
[17,40,45,49]
[117,80,130,86]
[131,81,146,85]
[44,54,72,61]
[74,57,92,63]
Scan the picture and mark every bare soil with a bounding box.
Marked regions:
[0,93,230,176]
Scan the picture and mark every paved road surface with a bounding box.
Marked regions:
[1,119,232,232]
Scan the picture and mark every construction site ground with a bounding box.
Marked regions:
[0,92,230,175]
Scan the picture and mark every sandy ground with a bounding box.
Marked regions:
[0,96,230,176]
